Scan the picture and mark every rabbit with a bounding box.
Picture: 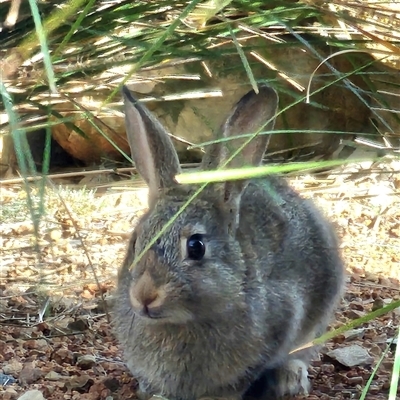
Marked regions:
[113,84,345,400]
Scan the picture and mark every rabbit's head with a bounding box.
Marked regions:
[121,85,278,325]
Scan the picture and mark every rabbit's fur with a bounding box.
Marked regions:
[114,85,345,400]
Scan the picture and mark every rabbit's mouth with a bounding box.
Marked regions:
[136,305,164,320]
[134,305,194,324]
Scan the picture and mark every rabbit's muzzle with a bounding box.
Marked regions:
[129,269,167,319]
[128,247,167,318]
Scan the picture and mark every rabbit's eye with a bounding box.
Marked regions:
[187,234,205,260]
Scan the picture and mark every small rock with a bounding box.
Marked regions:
[369,344,383,356]
[364,271,379,283]
[320,363,335,373]
[382,360,394,370]
[344,309,365,319]
[64,374,93,391]
[19,363,43,386]
[0,341,16,360]
[24,339,49,351]
[378,277,392,287]
[11,222,35,235]
[67,319,89,332]
[327,345,374,367]
[51,347,74,365]
[371,298,385,311]
[76,354,96,370]
[17,390,46,400]
[3,387,18,400]
[349,301,364,311]
[45,371,63,381]
[382,380,391,390]
[365,331,387,342]
[103,377,120,392]
[49,229,63,241]
[346,376,364,385]
[343,328,365,341]
[368,385,381,394]
[3,359,23,375]
[393,307,400,317]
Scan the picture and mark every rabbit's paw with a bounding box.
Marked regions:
[136,384,156,400]
[148,396,171,400]
[276,359,310,397]
[136,390,152,400]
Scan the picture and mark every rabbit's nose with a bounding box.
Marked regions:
[129,271,165,317]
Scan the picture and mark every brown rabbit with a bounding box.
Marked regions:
[113,85,345,400]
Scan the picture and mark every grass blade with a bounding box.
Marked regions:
[359,338,393,400]
[55,0,97,57]
[389,327,400,400]
[315,300,400,347]
[0,82,42,238]
[228,22,258,94]
[176,158,366,185]
[27,0,56,92]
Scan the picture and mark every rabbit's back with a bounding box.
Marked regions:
[239,175,344,344]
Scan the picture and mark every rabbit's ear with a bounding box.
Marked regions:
[203,85,279,234]
[123,86,181,201]
[202,85,278,171]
